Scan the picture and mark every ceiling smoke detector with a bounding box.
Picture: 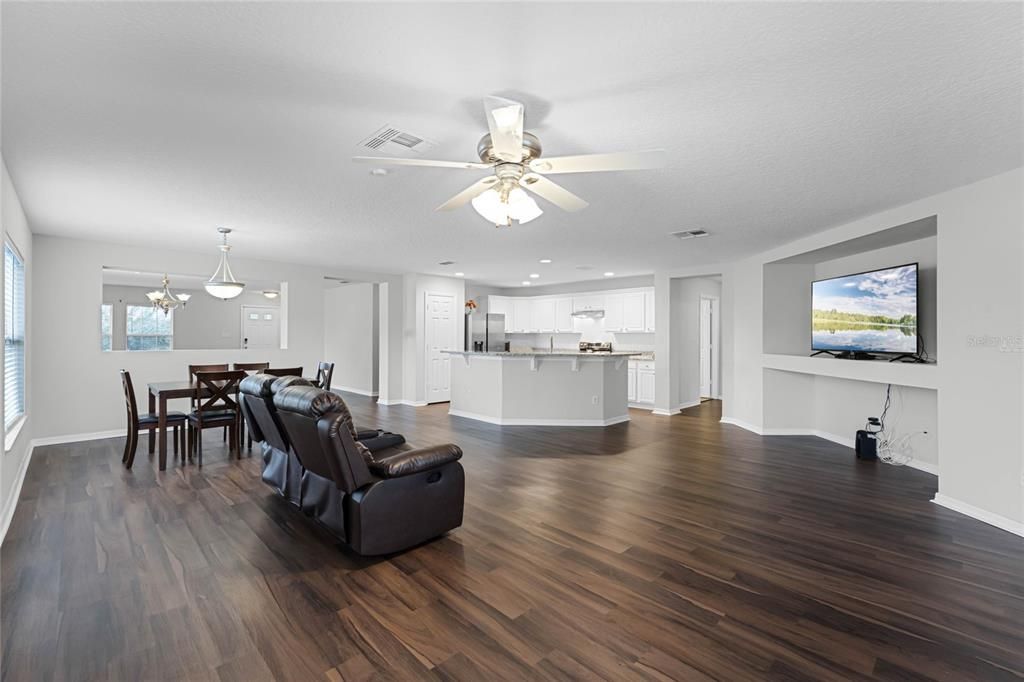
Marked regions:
[670,229,710,240]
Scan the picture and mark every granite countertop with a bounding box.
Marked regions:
[442,350,644,358]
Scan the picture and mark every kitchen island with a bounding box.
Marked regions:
[443,350,641,426]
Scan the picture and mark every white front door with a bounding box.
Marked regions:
[241,306,280,350]
[425,292,455,403]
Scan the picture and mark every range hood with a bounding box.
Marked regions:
[571,308,605,319]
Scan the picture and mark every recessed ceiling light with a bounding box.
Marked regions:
[529,273,540,279]
[454,272,465,277]
[521,281,531,286]
[604,272,615,277]
[370,168,389,176]
[539,259,552,264]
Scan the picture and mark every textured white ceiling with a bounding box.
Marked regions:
[2,2,1021,287]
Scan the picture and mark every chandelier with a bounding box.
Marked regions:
[146,274,190,316]
[205,227,246,299]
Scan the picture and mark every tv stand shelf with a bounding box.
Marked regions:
[762,353,938,390]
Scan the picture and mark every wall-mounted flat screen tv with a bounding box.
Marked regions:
[811,263,918,354]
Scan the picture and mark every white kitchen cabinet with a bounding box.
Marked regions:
[627,366,637,402]
[603,293,624,331]
[554,297,574,332]
[489,296,514,331]
[637,366,656,404]
[572,294,605,313]
[621,292,646,331]
[513,298,533,332]
[532,298,556,332]
[644,290,656,332]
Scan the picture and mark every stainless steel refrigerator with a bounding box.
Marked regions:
[468,313,507,352]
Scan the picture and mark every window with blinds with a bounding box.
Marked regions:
[4,243,26,432]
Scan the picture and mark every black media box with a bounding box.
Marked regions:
[855,430,878,460]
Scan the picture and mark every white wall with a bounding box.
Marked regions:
[323,282,378,395]
[724,168,1024,530]
[1,160,34,541]
[102,284,279,351]
[31,235,329,438]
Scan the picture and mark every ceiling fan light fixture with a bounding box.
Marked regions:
[471,187,542,226]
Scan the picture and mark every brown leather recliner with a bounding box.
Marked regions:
[241,374,409,507]
[240,374,311,506]
[274,385,464,555]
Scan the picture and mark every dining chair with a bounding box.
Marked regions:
[121,370,186,469]
[189,364,229,441]
[233,362,270,373]
[315,361,335,391]
[233,362,270,449]
[187,369,247,466]
[265,366,303,378]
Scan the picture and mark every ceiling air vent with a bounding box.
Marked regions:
[670,229,709,240]
[438,260,456,266]
[359,125,437,155]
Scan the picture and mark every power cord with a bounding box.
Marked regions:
[872,383,927,466]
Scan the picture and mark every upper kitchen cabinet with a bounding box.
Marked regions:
[533,298,557,332]
[554,297,575,332]
[513,298,533,332]
[488,296,514,330]
[603,293,624,331]
[572,294,605,314]
[621,292,646,331]
[644,290,656,332]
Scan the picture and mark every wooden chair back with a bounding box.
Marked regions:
[188,364,229,407]
[265,366,303,378]
[315,362,335,391]
[193,370,247,419]
[233,362,270,374]
[120,369,140,433]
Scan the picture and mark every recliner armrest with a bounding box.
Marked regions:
[368,444,462,478]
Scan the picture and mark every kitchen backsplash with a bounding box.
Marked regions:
[507,331,655,353]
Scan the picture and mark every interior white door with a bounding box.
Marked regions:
[699,297,713,397]
[425,292,456,403]
[241,306,280,350]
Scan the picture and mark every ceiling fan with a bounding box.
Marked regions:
[353,96,666,227]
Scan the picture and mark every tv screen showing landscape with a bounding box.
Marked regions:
[811,263,918,354]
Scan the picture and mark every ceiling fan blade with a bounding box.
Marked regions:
[529,149,666,175]
[435,176,499,211]
[520,174,589,212]
[353,156,489,170]
[484,96,525,162]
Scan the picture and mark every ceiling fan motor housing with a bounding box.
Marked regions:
[477,131,543,164]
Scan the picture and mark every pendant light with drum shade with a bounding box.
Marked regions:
[204,227,245,300]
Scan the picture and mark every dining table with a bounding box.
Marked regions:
[147,374,316,470]
[147,380,215,471]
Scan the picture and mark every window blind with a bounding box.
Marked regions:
[4,243,26,432]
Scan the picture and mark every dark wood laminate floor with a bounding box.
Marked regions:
[3,398,1023,681]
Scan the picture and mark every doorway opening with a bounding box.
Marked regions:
[699,295,720,399]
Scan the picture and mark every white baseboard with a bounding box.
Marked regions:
[677,399,702,411]
[719,418,939,476]
[0,441,34,545]
[448,409,630,427]
[333,386,379,397]
[719,416,764,433]
[31,429,124,447]
[376,398,403,405]
[651,398,703,416]
[628,401,653,409]
[932,493,1024,537]
[403,400,428,407]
